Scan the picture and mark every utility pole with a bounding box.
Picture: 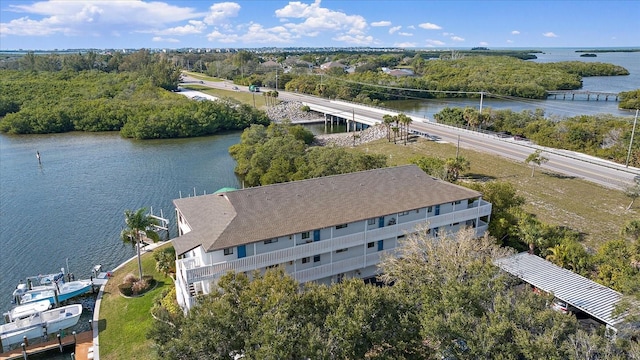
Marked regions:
[275,67,278,90]
[479,92,484,114]
[626,108,638,168]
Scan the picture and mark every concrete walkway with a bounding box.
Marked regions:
[90,240,170,360]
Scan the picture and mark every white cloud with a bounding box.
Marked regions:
[442,32,452,36]
[398,32,413,37]
[543,32,558,38]
[332,34,373,45]
[425,39,445,46]
[389,26,401,34]
[395,42,417,48]
[407,25,415,29]
[371,21,391,27]
[274,0,368,44]
[506,39,514,43]
[2,1,202,37]
[152,36,179,43]
[157,20,206,36]
[240,22,295,44]
[479,41,488,46]
[451,36,464,42]
[511,30,520,35]
[207,30,238,43]
[203,2,240,25]
[419,22,442,30]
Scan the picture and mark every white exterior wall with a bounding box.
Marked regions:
[175,199,492,311]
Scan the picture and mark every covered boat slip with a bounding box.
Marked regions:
[494,252,631,329]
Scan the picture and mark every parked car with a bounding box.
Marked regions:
[551,298,580,314]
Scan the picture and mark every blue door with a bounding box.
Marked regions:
[378,240,384,251]
[379,216,385,228]
[435,205,440,216]
[237,245,246,258]
[313,230,320,242]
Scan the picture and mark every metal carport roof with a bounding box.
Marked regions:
[494,252,628,328]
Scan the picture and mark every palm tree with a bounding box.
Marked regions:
[525,150,549,177]
[391,126,399,144]
[445,156,470,182]
[121,208,160,279]
[397,113,412,145]
[382,114,394,142]
[546,244,569,268]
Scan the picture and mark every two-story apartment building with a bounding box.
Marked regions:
[172,165,492,311]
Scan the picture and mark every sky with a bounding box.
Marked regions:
[1,0,638,51]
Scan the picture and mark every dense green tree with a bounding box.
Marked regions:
[411,156,447,180]
[379,227,579,359]
[154,247,176,278]
[463,181,525,246]
[619,89,640,110]
[150,268,423,359]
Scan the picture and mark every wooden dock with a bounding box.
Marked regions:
[0,330,92,360]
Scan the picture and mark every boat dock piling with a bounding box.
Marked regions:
[0,330,92,360]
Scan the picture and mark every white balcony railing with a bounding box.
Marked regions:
[177,202,492,284]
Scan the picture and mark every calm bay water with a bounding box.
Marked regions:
[0,48,638,319]
[389,48,640,120]
[0,132,241,314]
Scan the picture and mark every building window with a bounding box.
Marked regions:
[301,232,310,239]
[302,257,310,264]
[427,206,433,213]
[224,248,233,255]
[336,248,348,253]
[336,224,348,229]
[314,255,321,262]
[399,211,410,216]
[367,218,376,225]
[367,242,375,248]
[264,238,278,244]
[416,209,420,213]
[452,200,461,205]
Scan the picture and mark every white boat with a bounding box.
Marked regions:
[19,280,92,305]
[3,300,51,323]
[0,304,82,348]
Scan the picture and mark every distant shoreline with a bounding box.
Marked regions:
[575,49,640,53]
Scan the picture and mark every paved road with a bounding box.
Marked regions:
[181,75,640,190]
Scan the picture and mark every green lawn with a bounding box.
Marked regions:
[98,242,173,360]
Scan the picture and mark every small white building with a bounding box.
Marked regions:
[172,165,492,311]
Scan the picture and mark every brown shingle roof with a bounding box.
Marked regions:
[172,165,482,255]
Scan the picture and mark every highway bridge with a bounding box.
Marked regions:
[182,75,640,190]
[546,90,619,101]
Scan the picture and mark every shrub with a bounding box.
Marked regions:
[123,273,139,284]
[300,105,311,112]
[118,283,133,297]
[132,279,149,295]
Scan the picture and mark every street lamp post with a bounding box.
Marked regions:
[626,109,639,168]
